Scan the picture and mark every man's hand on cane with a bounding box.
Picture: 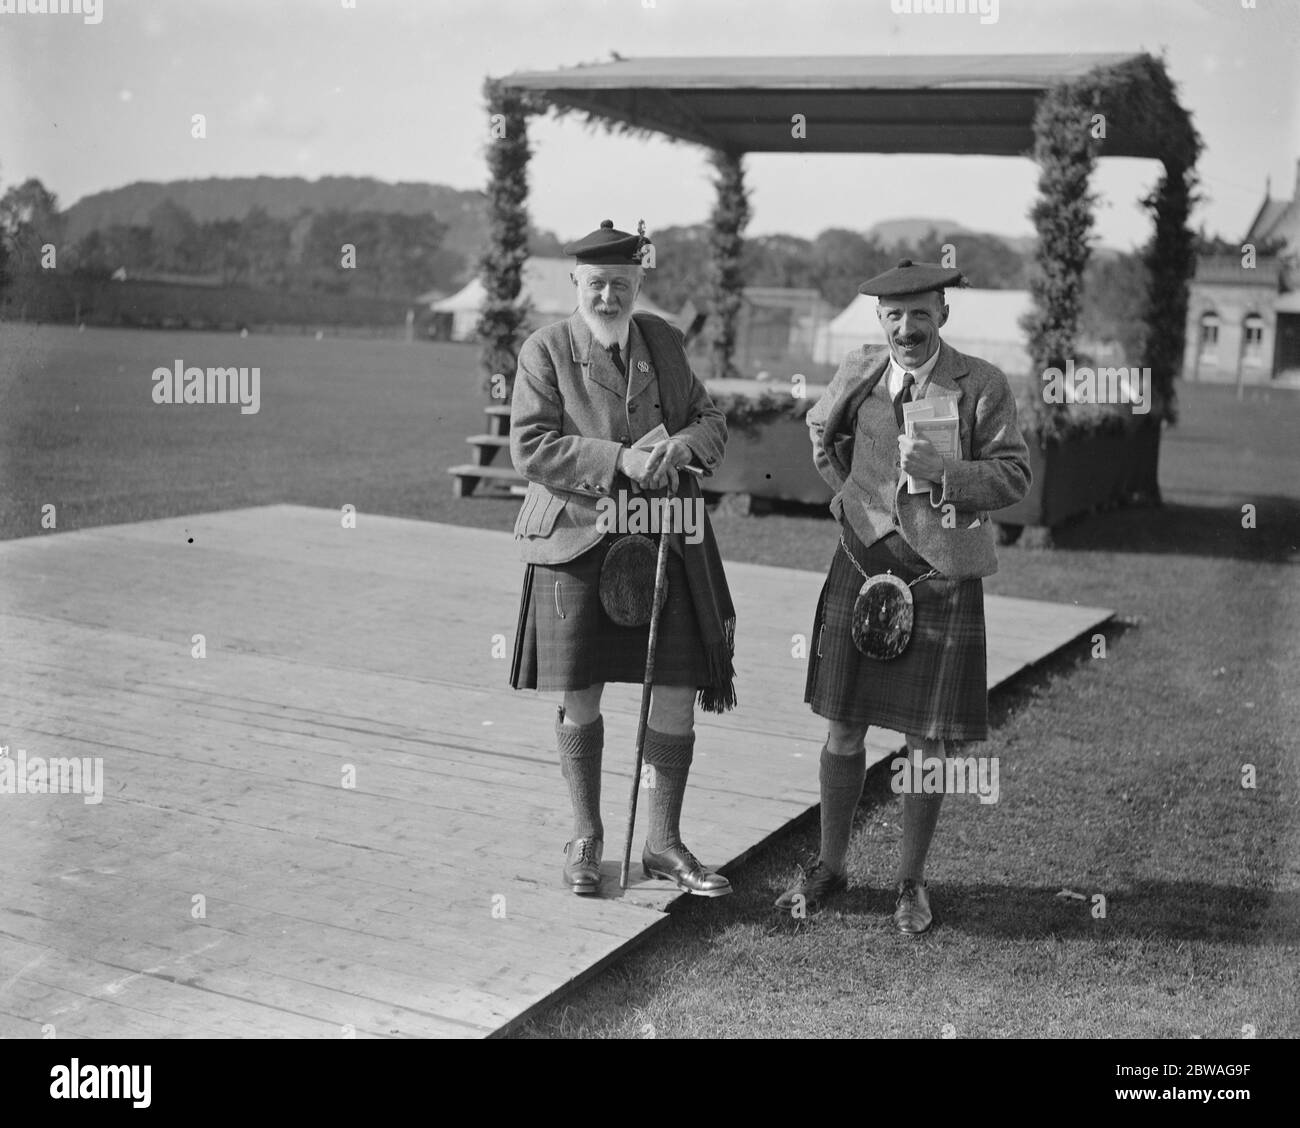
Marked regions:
[643,437,694,491]
[620,437,693,491]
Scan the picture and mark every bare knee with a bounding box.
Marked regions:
[649,685,695,735]
[562,685,604,726]
[827,721,869,755]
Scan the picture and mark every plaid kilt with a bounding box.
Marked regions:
[510,535,708,692]
[804,522,988,741]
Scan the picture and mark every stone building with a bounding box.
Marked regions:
[1184,160,1300,387]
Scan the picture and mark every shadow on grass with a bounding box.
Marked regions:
[923,881,1296,942]
[983,619,1139,731]
[720,876,1297,945]
[1024,498,1300,563]
[709,492,1299,565]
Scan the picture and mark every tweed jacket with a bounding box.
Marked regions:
[807,340,1030,580]
[510,311,727,565]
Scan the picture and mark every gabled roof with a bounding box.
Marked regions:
[1245,197,1294,245]
[500,53,1170,158]
[1194,254,1282,289]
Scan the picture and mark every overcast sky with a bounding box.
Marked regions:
[2,0,1297,249]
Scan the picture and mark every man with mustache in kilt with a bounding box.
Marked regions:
[508,220,738,898]
[777,260,1031,934]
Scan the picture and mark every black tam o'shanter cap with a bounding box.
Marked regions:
[563,219,650,265]
[859,258,966,297]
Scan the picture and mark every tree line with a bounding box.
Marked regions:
[0,170,1238,360]
[0,176,460,310]
[641,224,1033,312]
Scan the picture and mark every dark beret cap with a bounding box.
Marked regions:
[859,259,965,297]
[562,219,649,265]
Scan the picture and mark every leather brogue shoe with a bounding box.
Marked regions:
[562,837,603,895]
[894,877,932,935]
[641,841,732,897]
[774,858,849,912]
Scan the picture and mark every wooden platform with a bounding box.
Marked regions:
[0,507,1111,1038]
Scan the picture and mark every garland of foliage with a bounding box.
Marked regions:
[1024,54,1200,446]
[705,151,751,381]
[483,68,683,395]
[1141,160,1200,427]
[476,79,540,400]
[710,388,813,435]
[1024,76,1102,445]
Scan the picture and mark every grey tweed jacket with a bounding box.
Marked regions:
[806,340,1031,580]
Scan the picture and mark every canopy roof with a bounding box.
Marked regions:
[501,53,1166,158]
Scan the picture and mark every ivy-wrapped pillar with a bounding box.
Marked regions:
[1130,159,1198,503]
[1141,162,1198,429]
[706,149,750,381]
[477,79,535,401]
[1024,82,1100,443]
[1021,53,1200,523]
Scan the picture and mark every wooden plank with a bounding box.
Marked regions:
[0,508,1110,1037]
[447,463,523,482]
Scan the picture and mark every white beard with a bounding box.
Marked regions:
[580,306,632,350]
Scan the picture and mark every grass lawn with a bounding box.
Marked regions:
[2,323,1297,1038]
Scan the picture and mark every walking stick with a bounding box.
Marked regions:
[619,476,684,891]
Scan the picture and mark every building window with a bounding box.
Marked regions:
[1243,314,1264,364]
[1199,312,1220,355]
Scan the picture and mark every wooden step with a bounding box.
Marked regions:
[485,404,511,437]
[466,433,508,469]
[448,462,525,498]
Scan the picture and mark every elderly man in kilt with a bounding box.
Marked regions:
[777,260,1031,934]
[509,220,738,898]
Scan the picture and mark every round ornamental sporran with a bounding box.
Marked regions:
[598,534,668,627]
[851,572,916,660]
[839,535,939,661]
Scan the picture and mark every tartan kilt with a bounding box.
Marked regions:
[510,534,708,692]
[804,522,988,741]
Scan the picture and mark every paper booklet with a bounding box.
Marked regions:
[901,394,960,494]
[634,423,670,449]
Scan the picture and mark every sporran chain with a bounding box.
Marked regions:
[838,534,939,589]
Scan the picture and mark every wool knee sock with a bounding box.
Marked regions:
[642,727,695,853]
[557,713,603,841]
[819,745,866,875]
[898,738,945,882]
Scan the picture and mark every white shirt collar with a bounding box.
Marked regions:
[887,342,941,396]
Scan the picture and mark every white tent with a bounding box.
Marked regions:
[431,257,674,341]
[814,288,1034,376]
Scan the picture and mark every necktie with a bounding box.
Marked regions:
[892,371,916,429]
[608,343,627,377]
